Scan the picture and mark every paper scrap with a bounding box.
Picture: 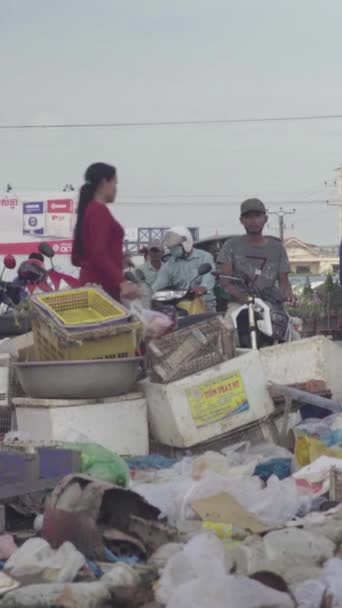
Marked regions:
[192,492,268,534]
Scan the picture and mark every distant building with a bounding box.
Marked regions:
[285,237,339,274]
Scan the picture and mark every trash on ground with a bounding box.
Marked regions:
[63,442,130,487]
[4,538,85,583]
[192,493,268,534]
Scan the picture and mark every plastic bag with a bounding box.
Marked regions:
[293,559,342,607]
[201,522,239,551]
[294,414,342,466]
[192,443,294,481]
[157,535,293,608]
[64,442,130,488]
[292,580,325,608]
[124,299,173,339]
[5,539,85,582]
[102,563,139,588]
[156,534,226,605]
[0,535,17,561]
[135,469,310,527]
[245,476,312,525]
[166,576,294,608]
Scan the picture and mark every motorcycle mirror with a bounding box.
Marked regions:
[38,242,55,259]
[4,254,16,270]
[198,263,212,276]
[135,269,145,282]
[124,271,138,284]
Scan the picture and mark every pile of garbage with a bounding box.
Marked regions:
[0,429,342,607]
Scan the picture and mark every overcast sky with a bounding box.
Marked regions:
[1,0,342,243]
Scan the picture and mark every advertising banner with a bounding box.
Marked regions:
[23,201,45,236]
[46,199,74,238]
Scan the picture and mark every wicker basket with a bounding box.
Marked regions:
[150,414,280,458]
[147,316,235,383]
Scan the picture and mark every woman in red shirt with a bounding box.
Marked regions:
[72,162,138,301]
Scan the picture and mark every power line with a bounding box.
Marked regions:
[114,199,336,206]
[2,113,342,130]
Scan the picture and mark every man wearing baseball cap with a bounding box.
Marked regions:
[137,240,164,288]
[217,198,293,306]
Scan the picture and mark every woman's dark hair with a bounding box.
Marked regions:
[73,162,116,258]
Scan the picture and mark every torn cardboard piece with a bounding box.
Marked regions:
[192,492,268,534]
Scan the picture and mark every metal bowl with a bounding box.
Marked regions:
[13,357,143,400]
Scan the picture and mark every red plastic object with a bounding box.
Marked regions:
[3,254,16,270]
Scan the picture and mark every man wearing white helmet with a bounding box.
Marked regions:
[152,226,216,311]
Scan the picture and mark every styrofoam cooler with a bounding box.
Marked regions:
[260,336,342,402]
[14,392,148,456]
[143,349,275,448]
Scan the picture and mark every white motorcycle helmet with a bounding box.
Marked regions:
[164,226,193,254]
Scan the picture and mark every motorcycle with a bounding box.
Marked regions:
[215,271,291,349]
[21,243,80,294]
[0,244,79,338]
[0,256,31,337]
[150,262,215,326]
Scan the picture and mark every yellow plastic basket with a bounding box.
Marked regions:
[32,288,129,328]
[32,317,142,361]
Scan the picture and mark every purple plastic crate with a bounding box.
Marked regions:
[38,448,81,479]
[0,452,38,485]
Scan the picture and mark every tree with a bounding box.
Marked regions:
[303,277,313,298]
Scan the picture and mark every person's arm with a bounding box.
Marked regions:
[151,262,171,292]
[218,261,248,303]
[278,244,293,302]
[88,205,124,287]
[279,273,293,302]
[217,240,247,303]
[197,253,216,294]
[71,242,80,268]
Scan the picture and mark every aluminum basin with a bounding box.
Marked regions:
[14,357,143,400]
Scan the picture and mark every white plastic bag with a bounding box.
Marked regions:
[157,535,294,608]
[156,534,226,606]
[245,476,312,525]
[293,558,342,607]
[166,576,294,608]
[135,470,310,527]
[292,580,325,608]
[5,538,85,582]
[124,298,173,338]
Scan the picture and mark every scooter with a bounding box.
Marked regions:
[16,243,79,295]
[151,262,213,320]
[0,244,79,338]
[124,263,215,335]
[0,256,31,337]
[215,272,291,349]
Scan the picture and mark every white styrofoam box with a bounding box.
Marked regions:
[14,392,148,456]
[143,350,275,448]
[259,336,342,402]
[0,354,11,407]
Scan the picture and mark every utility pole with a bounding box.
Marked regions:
[267,207,296,241]
[329,167,342,240]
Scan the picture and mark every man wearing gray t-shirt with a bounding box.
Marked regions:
[217,198,293,306]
